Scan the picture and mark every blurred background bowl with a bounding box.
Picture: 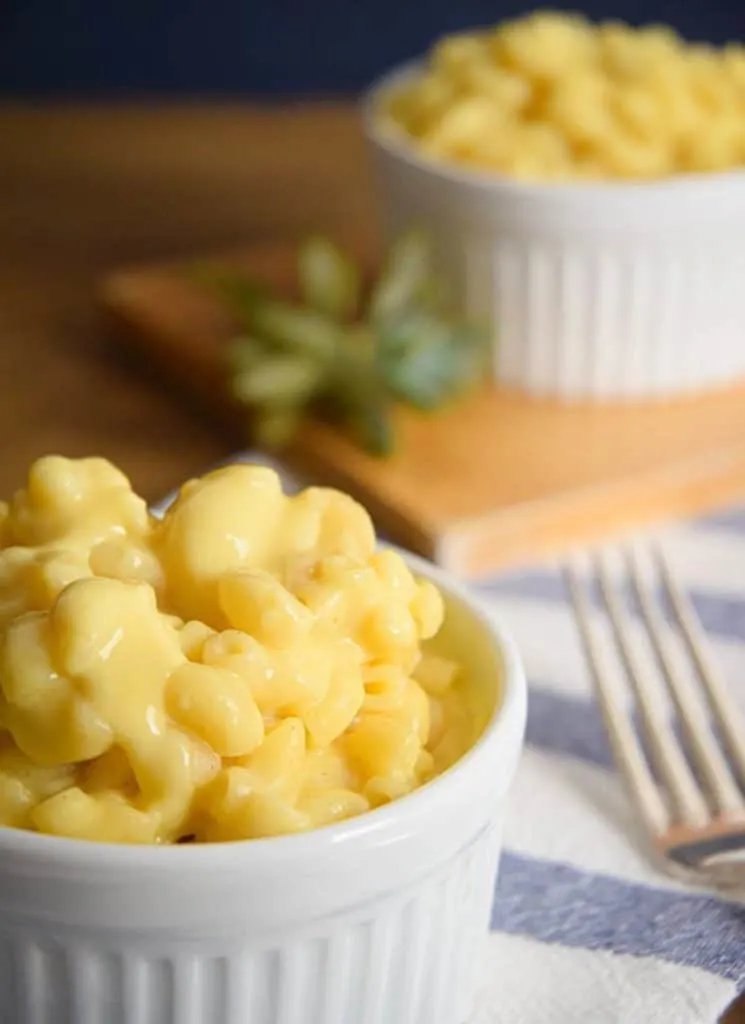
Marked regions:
[364,63,745,403]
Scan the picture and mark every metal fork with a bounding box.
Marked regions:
[565,541,745,889]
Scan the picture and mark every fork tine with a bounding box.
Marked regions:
[564,559,669,836]
[627,543,744,816]
[654,541,745,794]
[595,550,709,827]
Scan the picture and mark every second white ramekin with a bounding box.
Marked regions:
[0,550,526,1024]
[364,64,745,402]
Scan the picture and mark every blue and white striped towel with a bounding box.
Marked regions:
[474,515,745,1024]
[164,455,745,1024]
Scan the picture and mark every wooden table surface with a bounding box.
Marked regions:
[0,101,378,500]
[0,102,741,1021]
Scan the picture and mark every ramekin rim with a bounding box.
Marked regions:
[0,549,526,872]
[361,59,745,199]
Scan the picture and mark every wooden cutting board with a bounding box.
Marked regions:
[102,242,745,578]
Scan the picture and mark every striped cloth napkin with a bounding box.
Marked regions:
[162,455,745,1023]
[473,509,745,1024]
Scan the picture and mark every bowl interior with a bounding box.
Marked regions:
[430,588,501,747]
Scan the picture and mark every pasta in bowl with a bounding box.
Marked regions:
[363,13,745,401]
[0,456,526,1024]
[375,13,745,182]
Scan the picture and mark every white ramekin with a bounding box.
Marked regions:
[364,64,745,402]
[0,551,526,1024]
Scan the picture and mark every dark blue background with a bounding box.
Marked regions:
[1,1,744,96]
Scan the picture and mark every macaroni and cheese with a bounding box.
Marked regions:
[0,457,474,844]
[378,11,745,180]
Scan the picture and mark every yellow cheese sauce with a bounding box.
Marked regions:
[0,457,477,844]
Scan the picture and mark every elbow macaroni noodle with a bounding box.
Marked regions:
[0,457,474,844]
[378,11,745,180]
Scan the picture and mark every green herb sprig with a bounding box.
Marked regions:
[202,231,488,456]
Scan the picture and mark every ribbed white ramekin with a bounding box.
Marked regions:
[0,551,525,1024]
[364,64,745,402]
